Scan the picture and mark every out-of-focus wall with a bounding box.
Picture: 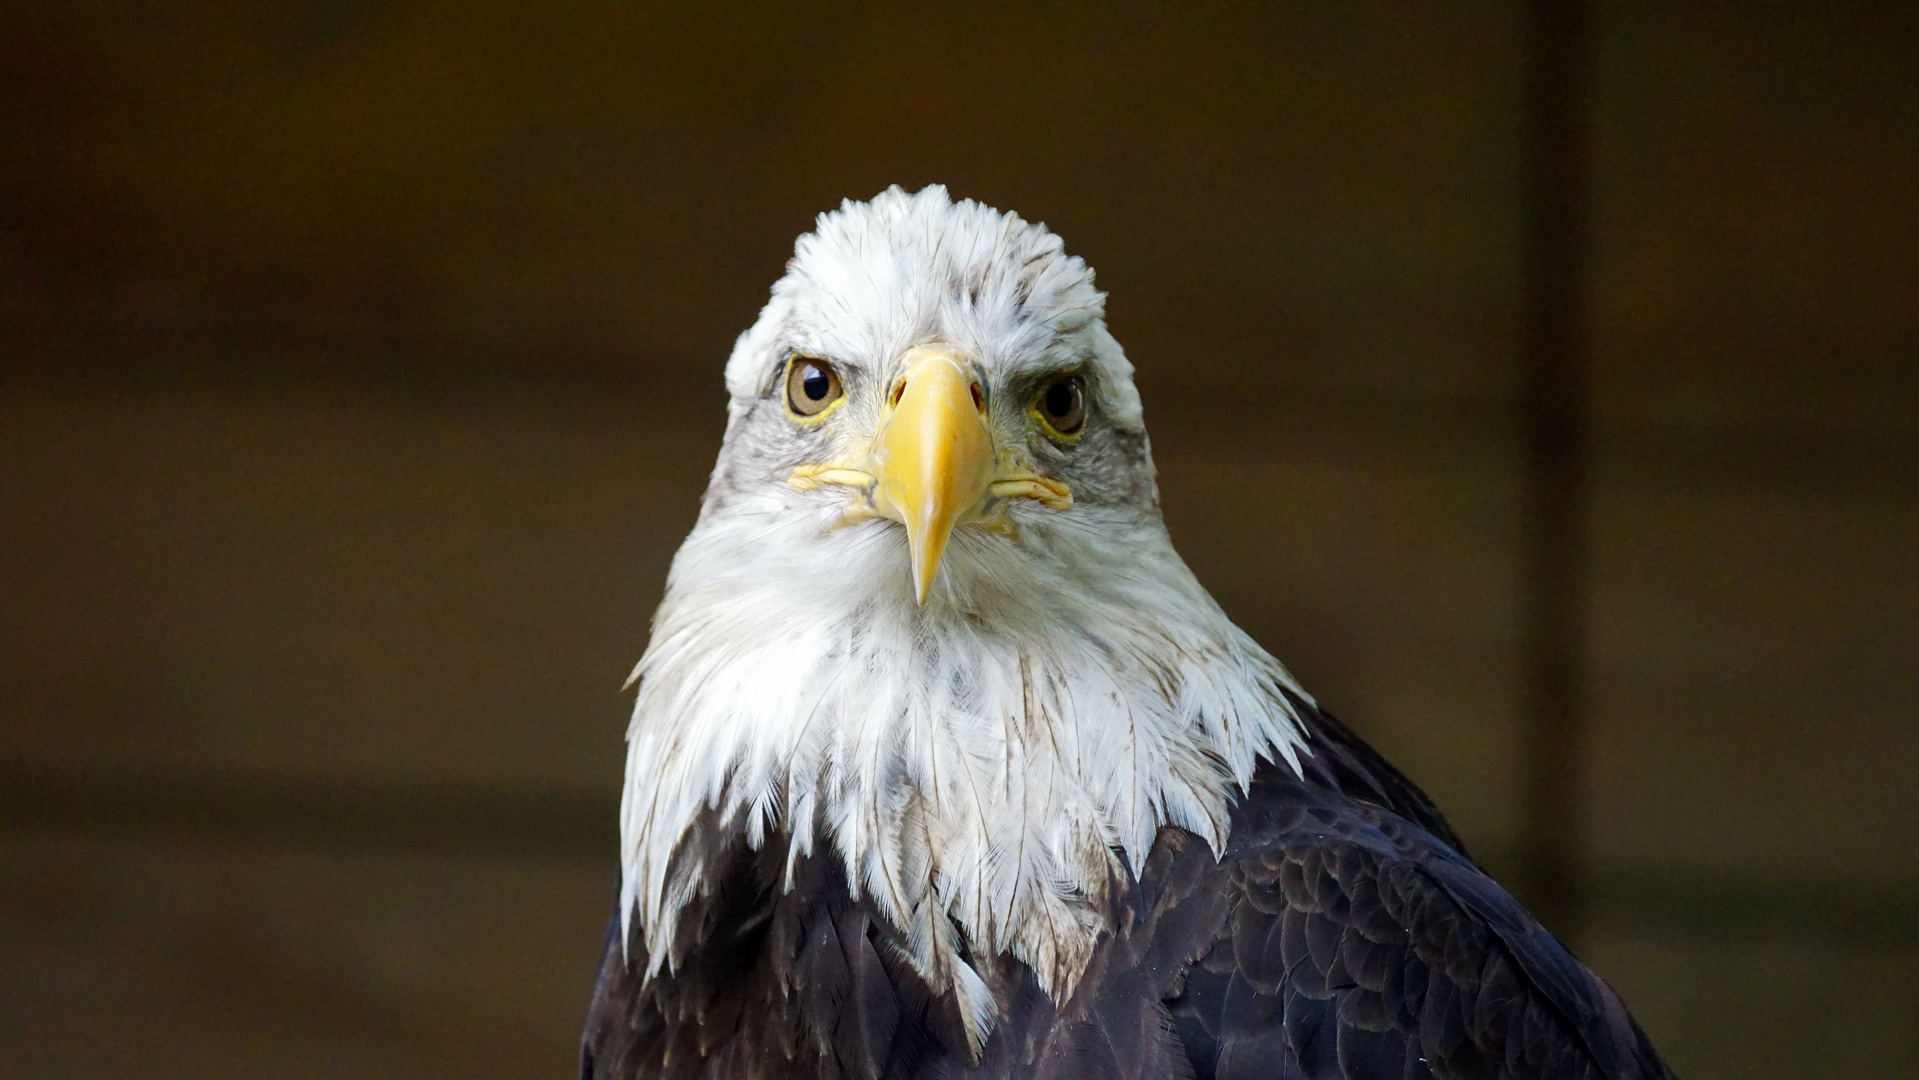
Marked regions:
[1,3,1913,1078]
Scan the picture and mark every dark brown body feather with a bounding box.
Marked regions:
[581,700,1672,1080]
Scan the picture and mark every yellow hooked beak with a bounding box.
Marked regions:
[871,347,996,603]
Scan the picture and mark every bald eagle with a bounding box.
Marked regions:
[581,187,1671,1080]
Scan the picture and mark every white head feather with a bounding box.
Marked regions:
[620,186,1310,1045]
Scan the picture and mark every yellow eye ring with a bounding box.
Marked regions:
[1031,375,1085,439]
[784,356,846,423]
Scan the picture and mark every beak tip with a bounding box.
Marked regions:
[910,555,934,605]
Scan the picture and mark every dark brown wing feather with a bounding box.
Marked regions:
[581,703,1672,1080]
[1168,750,1672,1079]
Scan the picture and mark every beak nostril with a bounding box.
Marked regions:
[890,381,906,407]
[969,383,985,412]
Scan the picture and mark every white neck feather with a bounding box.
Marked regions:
[618,488,1310,1047]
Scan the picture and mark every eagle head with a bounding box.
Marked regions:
[705,183,1154,608]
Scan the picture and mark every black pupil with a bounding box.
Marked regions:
[1044,381,1076,418]
[801,365,830,401]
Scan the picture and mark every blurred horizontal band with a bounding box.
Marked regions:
[0,758,614,862]
[2,758,1913,948]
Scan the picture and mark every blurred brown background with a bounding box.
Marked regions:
[1,2,1914,1078]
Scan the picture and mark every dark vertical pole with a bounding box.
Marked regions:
[1518,0,1594,940]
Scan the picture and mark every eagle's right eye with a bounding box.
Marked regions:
[785,357,844,419]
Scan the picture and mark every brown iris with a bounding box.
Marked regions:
[1035,376,1085,435]
[785,357,844,418]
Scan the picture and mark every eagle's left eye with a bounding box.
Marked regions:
[785,357,844,418]
[1034,376,1085,436]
